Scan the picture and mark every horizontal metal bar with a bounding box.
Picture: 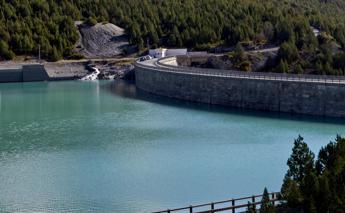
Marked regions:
[134,56,345,85]
[152,193,280,213]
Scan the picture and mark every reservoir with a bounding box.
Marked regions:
[0,80,344,213]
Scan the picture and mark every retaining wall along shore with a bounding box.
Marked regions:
[0,68,23,83]
[0,64,76,83]
[135,59,345,118]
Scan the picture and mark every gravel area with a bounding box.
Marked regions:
[75,22,131,58]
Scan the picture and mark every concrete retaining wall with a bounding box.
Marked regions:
[0,68,23,83]
[22,64,50,81]
[0,64,51,83]
[135,65,345,118]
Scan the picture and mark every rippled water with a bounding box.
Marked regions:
[0,80,344,213]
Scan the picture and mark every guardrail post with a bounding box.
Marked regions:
[211,203,214,210]
[271,193,275,205]
[167,209,170,213]
[189,205,193,213]
[232,199,235,213]
[252,196,256,209]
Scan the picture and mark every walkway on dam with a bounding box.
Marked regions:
[137,57,345,85]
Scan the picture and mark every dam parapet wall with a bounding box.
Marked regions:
[135,57,345,118]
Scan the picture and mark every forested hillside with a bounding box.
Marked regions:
[1,0,345,65]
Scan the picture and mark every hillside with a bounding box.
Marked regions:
[75,22,131,58]
[1,0,345,74]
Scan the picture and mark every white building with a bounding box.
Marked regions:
[149,48,187,58]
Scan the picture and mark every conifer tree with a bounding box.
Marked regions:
[296,64,304,74]
[260,188,275,213]
[280,175,302,207]
[247,202,256,213]
[276,60,289,73]
[286,135,315,183]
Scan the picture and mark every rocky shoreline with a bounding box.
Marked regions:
[0,58,135,83]
[89,61,135,80]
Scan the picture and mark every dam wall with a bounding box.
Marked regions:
[135,59,345,118]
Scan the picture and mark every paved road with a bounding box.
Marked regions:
[249,47,279,53]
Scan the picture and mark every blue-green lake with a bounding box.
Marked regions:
[0,80,344,213]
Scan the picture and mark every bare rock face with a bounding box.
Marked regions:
[75,22,132,58]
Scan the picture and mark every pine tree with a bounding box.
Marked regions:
[280,175,302,207]
[286,135,315,183]
[0,40,14,60]
[317,176,331,212]
[276,60,289,73]
[278,42,299,63]
[296,64,304,74]
[247,202,256,213]
[234,42,245,60]
[305,197,317,213]
[50,46,61,62]
[260,188,275,213]
[281,135,345,212]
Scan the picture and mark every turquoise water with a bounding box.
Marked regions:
[0,80,344,213]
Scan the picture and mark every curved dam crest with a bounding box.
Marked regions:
[135,57,345,118]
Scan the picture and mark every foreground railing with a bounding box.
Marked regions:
[135,56,345,85]
[153,192,281,213]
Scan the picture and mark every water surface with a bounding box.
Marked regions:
[0,80,344,212]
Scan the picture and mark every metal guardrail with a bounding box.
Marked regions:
[134,57,345,85]
[153,192,281,213]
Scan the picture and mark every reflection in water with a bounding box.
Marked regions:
[0,80,344,213]
[108,79,345,126]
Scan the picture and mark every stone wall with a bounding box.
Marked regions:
[135,65,345,118]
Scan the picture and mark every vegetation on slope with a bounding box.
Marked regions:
[1,0,345,73]
[281,135,345,212]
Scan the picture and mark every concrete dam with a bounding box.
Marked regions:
[135,56,345,118]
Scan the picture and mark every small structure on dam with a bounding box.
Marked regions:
[134,56,345,118]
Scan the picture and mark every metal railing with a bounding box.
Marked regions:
[134,57,345,85]
[153,192,281,213]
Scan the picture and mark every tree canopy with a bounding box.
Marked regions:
[1,0,345,64]
[281,135,345,212]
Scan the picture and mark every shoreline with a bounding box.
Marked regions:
[0,58,135,83]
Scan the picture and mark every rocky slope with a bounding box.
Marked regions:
[74,22,132,59]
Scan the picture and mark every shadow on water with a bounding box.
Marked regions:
[103,79,345,126]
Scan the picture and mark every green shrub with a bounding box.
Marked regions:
[239,60,252,72]
[85,17,98,26]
